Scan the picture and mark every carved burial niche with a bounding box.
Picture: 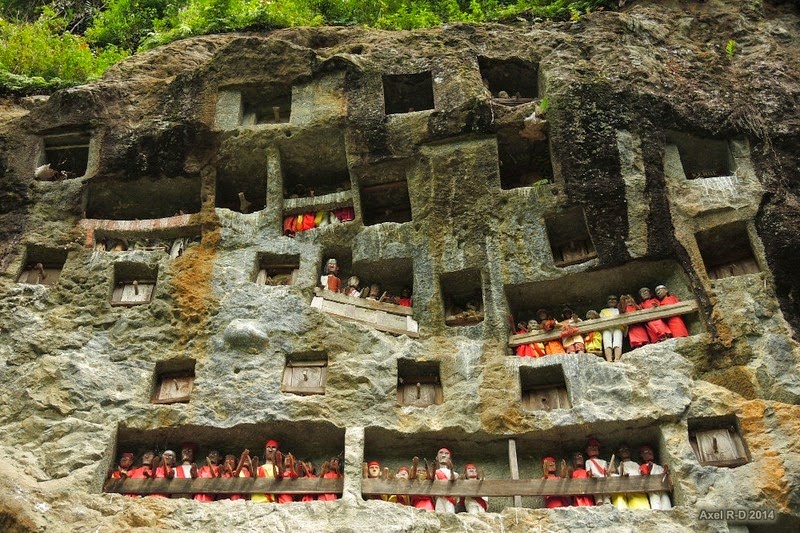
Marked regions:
[152,359,195,404]
[441,268,484,327]
[497,129,553,189]
[667,131,735,180]
[282,129,351,200]
[545,207,597,267]
[17,246,67,286]
[688,415,749,468]
[282,352,328,395]
[86,176,201,220]
[383,72,435,115]
[319,246,352,292]
[112,262,157,306]
[255,252,300,286]
[39,130,90,178]
[358,161,412,226]
[216,165,267,213]
[696,221,760,280]
[478,57,538,102]
[352,257,414,304]
[240,85,292,125]
[397,359,442,407]
[520,364,570,412]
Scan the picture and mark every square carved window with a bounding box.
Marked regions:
[478,57,538,101]
[689,416,749,468]
[397,360,442,407]
[696,222,760,281]
[152,359,195,404]
[545,208,597,267]
[520,365,571,412]
[282,354,328,395]
[383,72,435,115]
[17,246,67,287]
[112,263,157,306]
[40,131,90,178]
[256,253,300,286]
[441,268,484,327]
[667,131,735,179]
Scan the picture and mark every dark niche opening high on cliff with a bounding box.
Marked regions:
[319,246,353,289]
[441,268,484,327]
[152,358,196,404]
[240,85,292,126]
[397,359,442,407]
[383,72,435,115]
[478,57,538,101]
[667,131,735,180]
[695,222,760,280]
[282,351,328,395]
[282,129,352,200]
[519,364,571,412]
[545,207,597,267]
[505,259,702,336]
[358,161,412,226]
[688,415,750,468]
[216,166,267,213]
[254,252,301,286]
[39,130,90,178]
[497,129,553,189]
[352,257,414,303]
[16,245,67,287]
[112,262,158,307]
[86,177,201,220]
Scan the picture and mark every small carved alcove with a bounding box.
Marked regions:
[17,246,67,287]
[441,268,484,327]
[520,365,570,412]
[383,72,435,115]
[39,130,90,178]
[255,252,300,286]
[282,130,351,200]
[216,167,267,213]
[282,352,328,395]
[688,415,749,468]
[352,257,414,304]
[478,57,538,102]
[152,359,196,404]
[240,85,292,125]
[696,222,760,280]
[112,262,157,306]
[545,207,597,267]
[358,162,412,225]
[667,131,735,180]
[397,359,442,407]
[497,129,553,189]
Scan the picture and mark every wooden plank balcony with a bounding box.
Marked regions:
[311,288,419,338]
[283,190,353,215]
[104,477,344,496]
[509,300,698,348]
[362,475,672,498]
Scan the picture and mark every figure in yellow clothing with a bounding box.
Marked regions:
[253,439,281,503]
[617,444,650,509]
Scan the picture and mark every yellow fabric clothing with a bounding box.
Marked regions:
[252,463,278,503]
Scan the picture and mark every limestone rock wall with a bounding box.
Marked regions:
[1,0,799,531]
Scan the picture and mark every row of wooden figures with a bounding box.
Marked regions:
[364,441,671,513]
[515,286,689,362]
[108,440,342,502]
[319,258,413,306]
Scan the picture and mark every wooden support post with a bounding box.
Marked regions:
[508,439,522,508]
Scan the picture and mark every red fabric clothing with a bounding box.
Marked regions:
[545,340,566,355]
[278,470,299,503]
[194,465,219,502]
[283,216,296,236]
[334,207,355,222]
[640,298,672,342]
[300,473,317,502]
[124,465,150,498]
[318,471,340,501]
[434,469,456,506]
[227,468,251,501]
[301,212,315,231]
[398,298,412,307]
[544,474,569,508]
[326,274,341,293]
[110,470,127,479]
[570,468,595,506]
[150,464,171,498]
[659,295,689,337]
[624,305,650,348]
[412,495,435,510]
[460,495,488,511]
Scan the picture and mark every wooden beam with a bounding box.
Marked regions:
[361,476,672,498]
[509,301,698,347]
[104,477,344,495]
[314,288,414,316]
[508,439,522,508]
[283,190,353,214]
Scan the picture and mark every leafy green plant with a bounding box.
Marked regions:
[726,39,737,59]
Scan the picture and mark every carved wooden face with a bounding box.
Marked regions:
[368,463,381,478]
[162,450,176,466]
[141,451,155,465]
[181,446,195,463]
[656,286,668,299]
[207,450,220,465]
[465,465,478,479]
[618,446,631,460]
[437,449,451,464]
[640,446,654,462]
[639,288,651,300]
[224,455,236,469]
[572,452,584,467]
[265,444,278,460]
[542,458,556,473]
[396,469,409,480]
[119,455,133,469]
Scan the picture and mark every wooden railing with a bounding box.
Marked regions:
[311,288,419,337]
[509,301,698,347]
[104,477,344,496]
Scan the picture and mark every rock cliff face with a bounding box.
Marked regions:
[1,0,799,531]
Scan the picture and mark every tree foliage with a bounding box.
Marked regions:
[0,0,615,92]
